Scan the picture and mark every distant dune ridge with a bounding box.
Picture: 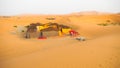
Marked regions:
[0,11,120,68]
[0,11,118,16]
[70,11,114,15]
[26,11,117,16]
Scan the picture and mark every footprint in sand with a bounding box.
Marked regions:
[98,64,102,67]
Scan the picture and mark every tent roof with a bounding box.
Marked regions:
[41,27,58,32]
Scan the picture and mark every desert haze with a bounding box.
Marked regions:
[0,12,120,68]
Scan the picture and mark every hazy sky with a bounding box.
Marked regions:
[0,0,120,15]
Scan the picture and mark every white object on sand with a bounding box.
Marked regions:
[75,36,86,41]
[15,26,27,33]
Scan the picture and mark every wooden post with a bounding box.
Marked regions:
[39,31,43,37]
[25,32,30,39]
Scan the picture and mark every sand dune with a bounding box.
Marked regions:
[70,11,112,15]
[0,13,120,68]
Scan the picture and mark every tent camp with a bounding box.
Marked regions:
[25,22,77,39]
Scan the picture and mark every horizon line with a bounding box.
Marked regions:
[0,11,119,16]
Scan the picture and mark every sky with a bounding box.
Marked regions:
[0,0,120,16]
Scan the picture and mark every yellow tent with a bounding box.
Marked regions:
[58,31,62,36]
[62,28,71,34]
[36,26,47,31]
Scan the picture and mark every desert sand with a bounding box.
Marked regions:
[0,13,120,68]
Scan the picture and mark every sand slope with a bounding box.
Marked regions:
[0,14,120,68]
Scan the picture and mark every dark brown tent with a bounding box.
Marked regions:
[40,27,59,37]
[25,23,43,38]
